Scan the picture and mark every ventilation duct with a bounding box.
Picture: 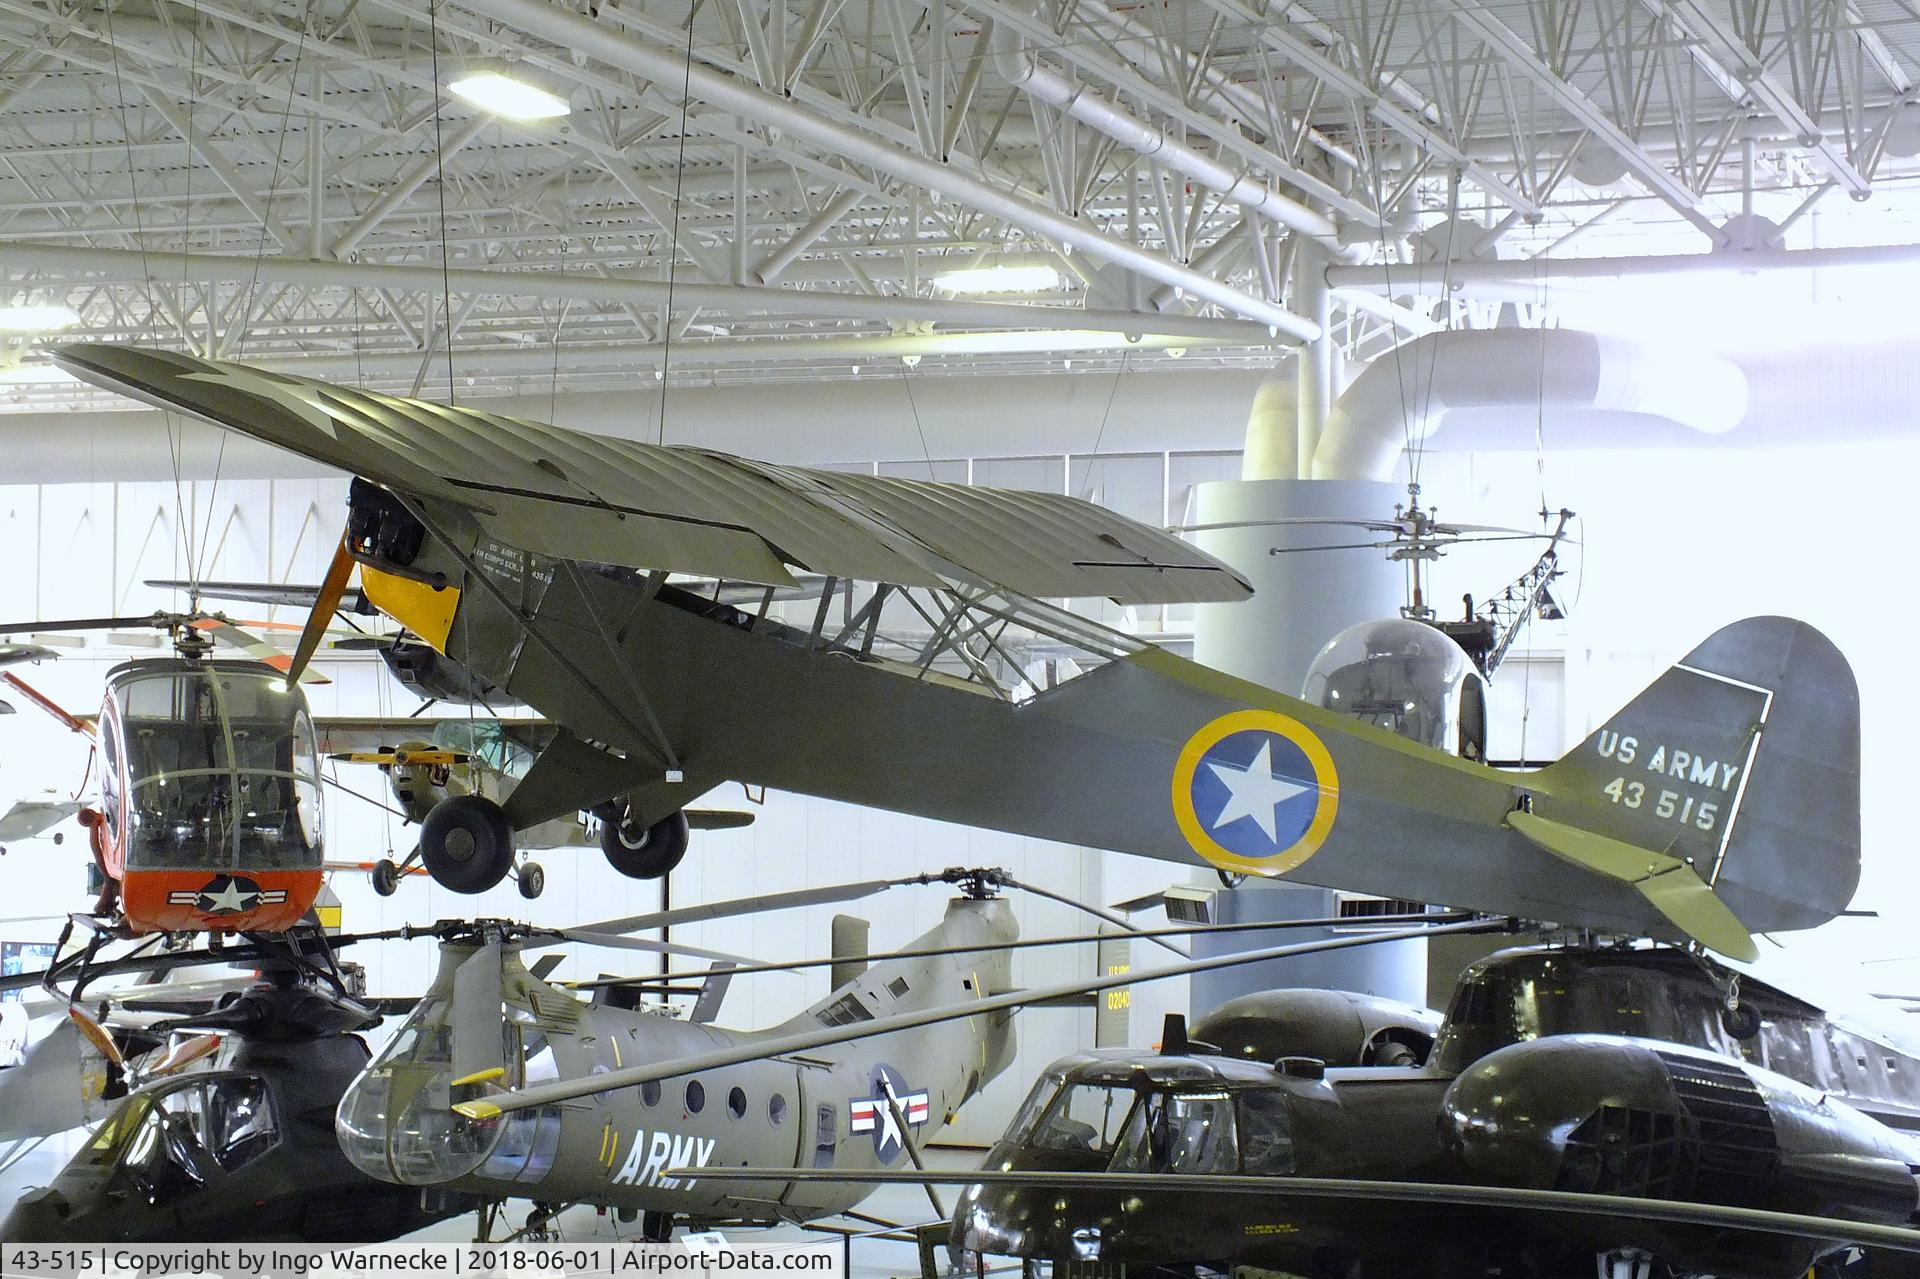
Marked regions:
[1250,329,1749,482]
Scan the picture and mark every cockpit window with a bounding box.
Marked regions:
[1005,1069,1066,1145]
[112,667,322,871]
[1030,1083,1141,1155]
[1237,1090,1294,1174]
[1109,1090,1237,1174]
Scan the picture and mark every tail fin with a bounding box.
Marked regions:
[1536,616,1859,938]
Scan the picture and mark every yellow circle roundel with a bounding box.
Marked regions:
[1171,709,1340,876]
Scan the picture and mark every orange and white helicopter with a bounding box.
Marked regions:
[1,612,328,938]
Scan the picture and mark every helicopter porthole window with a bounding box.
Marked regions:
[641,1080,661,1108]
[728,1086,747,1120]
[768,1093,788,1126]
[685,1080,705,1114]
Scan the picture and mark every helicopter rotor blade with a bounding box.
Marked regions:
[565,912,1468,992]
[450,938,507,1086]
[677,1169,1920,1256]
[284,535,357,686]
[997,874,1187,958]
[454,917,1503,1118]
[188,618,331,685]
[141,1032,222,1079]
[542,929,769,968]
[560,875,946,938]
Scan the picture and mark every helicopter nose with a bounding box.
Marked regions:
[1,1187,75,1241]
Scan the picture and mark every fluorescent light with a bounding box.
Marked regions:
[931,264,1062,294]
[447,71,571,122]
[0,305,81,333]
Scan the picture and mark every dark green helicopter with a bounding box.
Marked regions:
[941,946,1920,1279]
[2,965,471,1242]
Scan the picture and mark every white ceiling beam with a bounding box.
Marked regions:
[1659,0,1873,198]
[1443,0,1728,244]
[451,0,1317,340]
[0,239,1276,341]
[329,114,489,259]
[139,86,301,256]
[1197,0,1542,217]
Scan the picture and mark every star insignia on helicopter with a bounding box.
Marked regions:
[849,1064,930,1162]
[167,874,288,915]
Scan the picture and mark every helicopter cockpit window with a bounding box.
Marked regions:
[1030,1083,1141,1155]
[111,1076,279,1201]
[113,667,323,872]
[1237,1090,1295,1174]
[1109,1089,1237,1175]
[1005,1069,1067,1144]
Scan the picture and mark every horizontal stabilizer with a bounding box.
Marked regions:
[1508,810,1757,961]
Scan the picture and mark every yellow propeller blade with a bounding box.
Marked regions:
[285,534,356,686]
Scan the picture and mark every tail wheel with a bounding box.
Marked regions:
[517,861,545,900]
[371,858,400,897]
[420,794,515,893]
[596,805,690,879]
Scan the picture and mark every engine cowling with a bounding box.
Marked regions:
[1442,1034,1920,1270]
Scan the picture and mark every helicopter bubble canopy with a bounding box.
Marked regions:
[335,942,563,1189]
[1302,619,1488,760]
[94,658,327,934]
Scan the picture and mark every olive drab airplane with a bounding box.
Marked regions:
[51,344,1864,961]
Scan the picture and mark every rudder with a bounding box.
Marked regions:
[1538,616,1860,936]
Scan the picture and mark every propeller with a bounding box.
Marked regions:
[454,915,1502,1118]
[142,1032,221,1079]
[284,535,358,686]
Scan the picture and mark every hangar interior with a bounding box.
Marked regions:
[0,0,1917,1265]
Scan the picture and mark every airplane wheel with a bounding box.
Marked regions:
[596,805,690,879]
[420,795,515,893]
[371,858,400,897]
[640,1211,672,1243]
[518,861,545,900]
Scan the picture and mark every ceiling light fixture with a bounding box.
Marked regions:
[447,71,571,122]
[0,305,82,333]
[930,264,1062,295]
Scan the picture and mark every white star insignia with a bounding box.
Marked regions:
[1207,740,1311,843]
[874,1077,907,1155]
[182,366,340,438]
[199,880,258,914]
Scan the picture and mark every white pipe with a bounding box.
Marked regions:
[277,330,1244,378]
[455,0,1320,341]
[329,114,489,258]
[0,240,1273,341]
[749,188,864,285]
[1310,329,1749,482]
[1238,375,1296,481]
[1327,241,1920,292]
[989,26,1341,249]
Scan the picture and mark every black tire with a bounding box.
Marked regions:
[518,861,545,899]
[641,1211,673,1243]
[597,805,690,879]
[1722,1001,1762,1040]
[371,858,399,897]
[419,794,515,893]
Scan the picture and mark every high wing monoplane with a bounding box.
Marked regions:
[51,345,1861,961]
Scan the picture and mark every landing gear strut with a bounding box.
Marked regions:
[595,803,690,879]
[420,794,516,893]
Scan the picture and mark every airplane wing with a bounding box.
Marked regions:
[51,345,1251,606]
[0,799,83,842]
